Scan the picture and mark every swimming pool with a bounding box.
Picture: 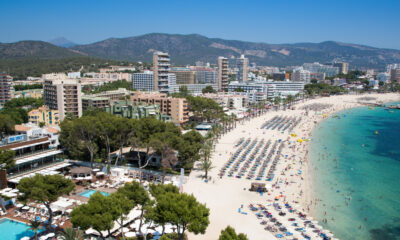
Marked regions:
[78,189,110,198]
[0,218,44,240]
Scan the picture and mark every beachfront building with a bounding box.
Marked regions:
[303,62,339,77]
[218,57,229,90]
[131,91,189,124]
[43,78,82,120]
[291,68,311,83]
[105,100,172,122]
[171,83,218,95]
[153,51,171,93]
[228,81,304,102]
[230,55,249,83]
[200,93,249,110]
[0,73,12,105]
[132,71,154,91]
[0,128,67,188]
[28,106,60,126]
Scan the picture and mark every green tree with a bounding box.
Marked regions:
[17,175,75,229]
[311,79,318,84]
[199,143,213,179]
[152,192,210,240]
[148,184,180,235]
[58,227,85,240]
[202,85,216,94]
[110,192,135,240]
[70,192,114,239]
[0,114,15,137]
[0,149,15,169]
[218,226,248,240]
[117,182,151,235]
[27,220,42,240]
[74,116,99,168]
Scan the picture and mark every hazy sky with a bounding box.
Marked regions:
[1,0,400,49]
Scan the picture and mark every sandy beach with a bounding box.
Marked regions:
[183,93,400,240]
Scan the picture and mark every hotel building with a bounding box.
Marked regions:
[218,57,229,90]
[131,92,189,124]
[0,73,12,105]
[153,52,171,93]
[43,78,82,120]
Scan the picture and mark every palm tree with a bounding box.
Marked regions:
[199,143,214,179]
[58,227,85,240]
[27,220,41,240]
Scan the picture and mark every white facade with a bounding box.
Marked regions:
[133,71,154,91]
[291,68,311,83]
[153,52,170,93]
[171,83,218,95]
[377,72,390,83]
[228,81,304,102]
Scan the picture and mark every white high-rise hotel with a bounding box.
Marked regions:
[153,52,171,93]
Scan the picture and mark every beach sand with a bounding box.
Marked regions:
[183,93,400,240]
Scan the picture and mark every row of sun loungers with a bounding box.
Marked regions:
[255,141,278,180]
[227,139,259,177]
[246,140,271,180]
[261,116,301,132]
[249,203,332,240]
[236,140,265,179]
[219,138,251,177]
[266,143,285,181]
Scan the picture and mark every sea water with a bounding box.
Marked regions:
[309,103,400,240]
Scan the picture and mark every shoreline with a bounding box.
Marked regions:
[184,93,400,240]
[302,96,400,238]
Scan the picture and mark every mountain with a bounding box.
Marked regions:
[49,37,77,48]
[71,33,400,69]
[0,41,84,60]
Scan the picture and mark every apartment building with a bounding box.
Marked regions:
[89,88,135,101]
[132,71,154,91]
[105,100,172,122]
[0,73,12,105]
[218,57,229,90]
[231,55,248,82]
[303,62,339,77]
[82,96,110,110]
[131,92,189,124]
[28,106,60,126]
[333,62,349,74]
[11,89,43,99]
[291,68,311,83]
[171,68,196,84]
[391,68,400,83]
[200,93,249,110]
[43,78,82,120]
[193,67,218,84]
[153,52,170,93]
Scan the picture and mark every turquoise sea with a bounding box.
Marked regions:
[309,102,400,240]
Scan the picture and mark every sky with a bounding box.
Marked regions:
[1,0,400,49]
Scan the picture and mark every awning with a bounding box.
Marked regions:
[11,140,51,151]
[15,150,63,165]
